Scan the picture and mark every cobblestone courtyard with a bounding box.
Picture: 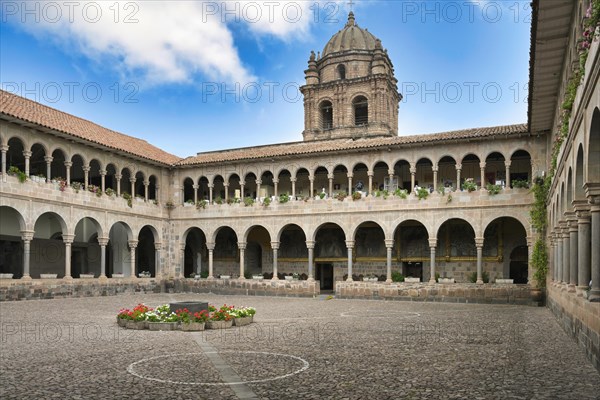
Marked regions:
[1,294,599,399]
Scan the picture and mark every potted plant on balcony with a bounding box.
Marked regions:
[462,178,477,192]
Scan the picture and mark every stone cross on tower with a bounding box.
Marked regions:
[347,0,355,12]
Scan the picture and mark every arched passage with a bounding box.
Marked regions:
[73,217,102,278]
[394,220,429,281]
[436,218,476,282]
[108,222,133,277]
[354,221,386,280]
[0,206,26,278]
[214,227,238,277]
[33,212,67,278]
[245,225,271,278]
[136,226,157,277]
[184,228,207,278]
[483,217,528,283]
[278,224,308,279]
[29,143,46,180]
[314,223,346,287]
[6,137,25,173]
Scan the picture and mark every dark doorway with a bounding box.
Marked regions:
[403,262,422,280]
[510,246,528,284]
[316,263,334,291]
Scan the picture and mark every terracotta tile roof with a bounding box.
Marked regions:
[0,90,181,165]
[177,124,529,166]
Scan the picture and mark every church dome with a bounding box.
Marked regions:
[322,12,380,57]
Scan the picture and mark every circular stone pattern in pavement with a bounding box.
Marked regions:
[340,310,421,318]
[127,351,309,385]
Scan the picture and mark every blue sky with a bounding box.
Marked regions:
[1,1,531,157]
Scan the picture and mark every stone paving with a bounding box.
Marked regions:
[1,293,599,399]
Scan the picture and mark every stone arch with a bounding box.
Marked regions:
[484,151,505,186]
[107,221,134,277]
[88,159,102,189]
[33,212,68,278]
[337,64,346,80]
[416,157,433,191]
[352,221,386,274]
[436,218,477,282]
[198,176,210,201]
[183,227,207,278]
[394,219,430,281]
[277,169,292,197]
[437,155,457,190]
[73,217,103,278]
[136,225,157,277]
[259,170,274,199]
[588,107,600,182]
[213,226,239,278]
[29,142,47,179]
[483,216,528,284]
[50,148,67,181]
[120,167,133,196]
[227,173,241,200]
[509,150,532,187]
[0,206,26,278]
[105,163,118,191]
[352,94,369,126]
[319,99,333,130]
[6,137,26,173]
[134,171,145,198]
[295,167,310,199]
[351,162,369,193]
[461,153,481,188]
[566,167,573,209]
[575,144,585,200]
[148,175,158,201]
[183,177,195,204]
[244,225,272,278]
[392,159,411,191]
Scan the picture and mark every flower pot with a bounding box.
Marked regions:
[233,316,253,326]
[148,322,178,331]
[252,275,264,281]
[126,320,146,330]
[0,273,14,279]
[181,322,205,331]
[117,318,128,327]
[40,273,58,279]
[206,320,233,329]
[284,276,294,281]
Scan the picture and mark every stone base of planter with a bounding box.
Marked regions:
[233,316,253,326]
[405,277,420,283]
[117,318,128,327]
[181,322,205,331]
[80,274,95,279]
[40,274,58,279]
[126,320,146,330]
[206,320,233,329]
[148,322,178,331]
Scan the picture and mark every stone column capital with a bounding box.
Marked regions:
[192,184,199,190]
[584,182,600,200]
[384,239,394,248]
[432,166,438,173]
[428,238,438,248]
[479,162,486,168]
[272,179,279,184]
[0,144,8,152]
[129,177,136,183]
[409,167,416,174]
[154,242,162,251]
[143,180,149,186]
[568,220,578,232]
[347,173,353,179]
[62,234,75,244]
[367,170,373,177]
[82,166,91,173]
[128,240,139,249]
[475,237,485,247]
[44,156,53,163]
[238,242,247,250]
[179,243,186,251]
[22,150,32,158]
[455,164,462,170]
[305,240,315,249]
[255,180,262,185]
[290,178,297,183]
[208,184,214,188]
[345,240,354,249]
[20,230,34,241]
[63,161,73,168]
[223,183,229,188]
[97,237,109,246]
[270,241,280,250]
[99,169,106,176]
[504,160,512,168]
[115,174,122,180]
[206,242,215,250]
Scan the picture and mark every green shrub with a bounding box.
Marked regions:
[391,271,404,282]
[486,183,501,195]
[416,187,429,200]
[279,193,290,203]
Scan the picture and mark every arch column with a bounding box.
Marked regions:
[224,183,229,201]
[44,156,53,183]
[568,216,578,292]
[144,180,149,202]
[346,240,354,281]
[115,174,122,197]
[20,231,34,280]
[271,241,279,280]
[432,166,438,193]
[193,184,199,204]
[1,144,8,180]
[562,222,570,287]
[256,180,262,200]
[128,240,138,278]
[575,205,591,295]
[83,166,90,190]
[586,187,600,302]
[273,179,279,198]
[556,224,564,283]
[306,240,315,281]
[367,171,373,196]
[455,164,462,191]
[309,177,314,200]
[63,234,74,280]
[208,184,214,204]
[155,185,160,204]
[291,178,297,199]
[22,150,32,177]
[388,170,394,192]
[129,177,136,198]
[97,237,109,279]
[240,181,245,199]
[504,160,512,189]
[154,242,162,277]
[328,174,334,198]
[64,161,72,186]
[207,242,215,279]
[100,169,106,192]
[347,173,353,194]
[479,162,486,190]
[385,239,394,282]
[239,242,246,279]
[428,238,437,283]
[475,237,484,284]
[409,165,416,193]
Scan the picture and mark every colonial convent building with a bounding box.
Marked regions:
[1,2,599,368]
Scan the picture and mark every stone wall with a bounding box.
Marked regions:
[547,285,600,372]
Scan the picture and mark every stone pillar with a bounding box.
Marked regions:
[432,166,438,193]
[128,240,138,278]
[22,150,31,177]
[291,178,296,199]
[586,188,600,301]
[346,240,354,281]
[239,242,246,279]
[0,144,8,180]
[347,173,353,194]
[456,164,462,191]
[155,185,160,204]
[475,237,484,284]
[568,217,578,292]
[64,161,72,186]
[20,230,34,280]
[208,184,214,204]
[63,234,74,280]
[429,238,437,283]
[271,241,279,280]
[144,180,149,202]
[328,174,334,198]
[504,160,511,189]
[306,240,315,281]
[273,179,279,198]
[193,184,199,204]
[388,171,394,192]
[240,182,245,198]
[207,242,215,279]
[479,162,486,190]
[385,239,394,283]
[557,226,564,283]
[576,205,591,294]
[409,165,416,193]
[129,178,136,199]
[97,237,109,278]
[367,172,373,196]
[550,233,557,282]
[82,166,90,190]
[256,180,262,200]
[100,169,106,193]
[562,225,570,286]
[224,183,229,201]
[154,242,161,277]
[44,156,53,183]
[309,177,314,199]
[115,174,122,197]
[179,243,186,278]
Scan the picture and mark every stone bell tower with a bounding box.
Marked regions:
[300,12,401,141]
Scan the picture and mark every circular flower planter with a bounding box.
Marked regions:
[206,320,233,329]
[233,316,253,327]
[181,322,205,331]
